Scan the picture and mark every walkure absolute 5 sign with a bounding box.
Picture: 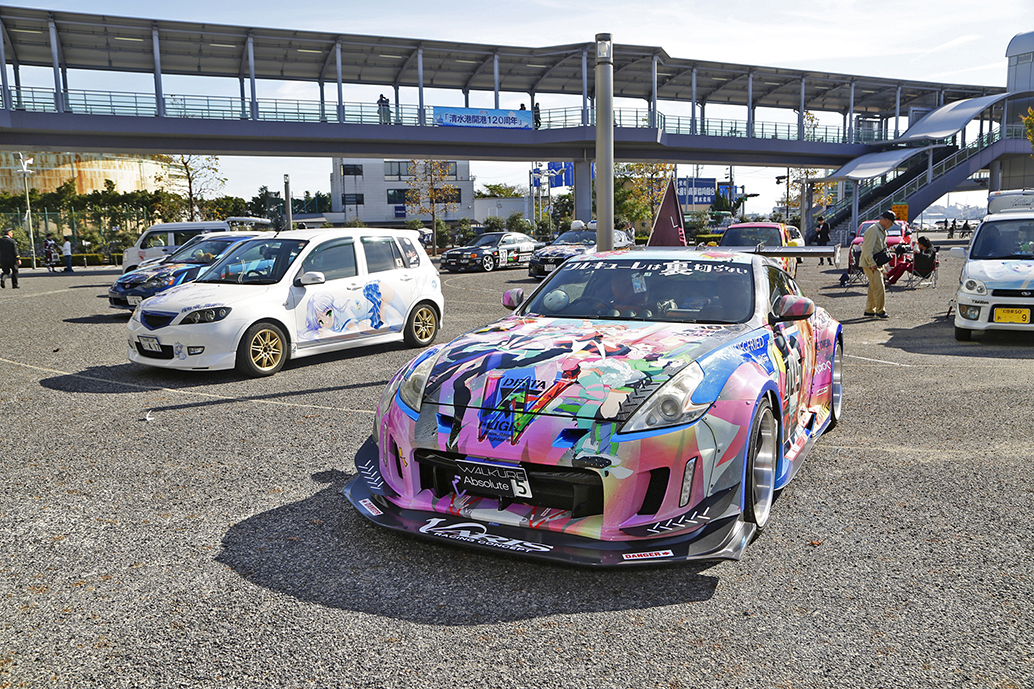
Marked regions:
[434,107,533,129]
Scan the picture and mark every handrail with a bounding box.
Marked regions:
[0,84,898,143]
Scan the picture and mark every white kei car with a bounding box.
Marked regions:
[127,228,443,376]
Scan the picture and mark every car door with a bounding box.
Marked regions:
[765,265,814,432]
[359,235,413,333]
[496,234,518,267]
[514,233,537,263]
[292,236,366,347]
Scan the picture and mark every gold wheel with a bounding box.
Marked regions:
[250,328,283,371]
[404,303,438,347]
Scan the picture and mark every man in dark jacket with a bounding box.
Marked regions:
[0,228,20,288]
[815,215,831,265]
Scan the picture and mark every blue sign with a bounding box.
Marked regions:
[677,177,716,205]
[434,107,533,129]
[532,162,574,188]
[394,205,407,218]
[717,183,743,202]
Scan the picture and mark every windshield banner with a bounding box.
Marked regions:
[434,107,533,130]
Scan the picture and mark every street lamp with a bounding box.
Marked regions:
[595,33,614,251]
[15,153,36,269]
[283,174,292,230]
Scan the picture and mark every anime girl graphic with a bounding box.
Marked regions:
[301,292,362,340]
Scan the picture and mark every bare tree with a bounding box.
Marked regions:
[153,155,226,221]
[406,160,459,255]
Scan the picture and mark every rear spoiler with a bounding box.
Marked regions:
[696,243,840,266]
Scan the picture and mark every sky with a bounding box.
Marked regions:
[9,0,1031,216]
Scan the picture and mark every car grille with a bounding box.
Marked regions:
[413,449,604,518]
[991,289,1034,298]
[134,342,175,359]
[109,297,130,308]
[141,311,176,329]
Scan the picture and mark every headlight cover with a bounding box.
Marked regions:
[181,307,232,325]
[621,362,711,433]
[961,278,987,295]
[144,274,179,290]
[398,348,442,413]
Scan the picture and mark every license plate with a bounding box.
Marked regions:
[995,307,1030,324]
[138,336,162,353]
[128,296,142,306]
[455,459,532,499]
[544,264,555,273]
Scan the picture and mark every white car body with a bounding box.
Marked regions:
[951,190,1034,340]
[126,228,443,374]
[121,217,273,273]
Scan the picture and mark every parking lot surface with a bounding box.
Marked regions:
[1,252,1032,688]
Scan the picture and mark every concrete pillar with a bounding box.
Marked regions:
[48,15,63,113]
[691,67,697,135]
[747,71,754,137]
[798,77,805,140]
[894,85,901,138]
[493,52,499,109]
[152,24,164,117]
[581,50,588,126]
[650,54,658,128]
[247,33,257,121]
[990,159,1002,191]
[0,19,10,110]
[574,161,593,222]
[418,47,425,125]
[335,40,343,123]
[848,81,855,143]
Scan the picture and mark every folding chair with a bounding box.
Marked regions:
[838,246,868,288]
[902,248,938,288]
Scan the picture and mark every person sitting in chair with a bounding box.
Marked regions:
[886,236,935,285]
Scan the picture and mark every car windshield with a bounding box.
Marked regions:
[553,230,596,246]
[471,233,504,247]
[520,257,755,324]
[720,226,782,247]
[167,237,242,264]
[857,222,905,238]
[969,219,1034,259]
[198,238,307,284]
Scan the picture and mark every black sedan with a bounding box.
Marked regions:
[440,232,541,272]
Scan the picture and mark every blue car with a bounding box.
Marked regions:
[108,232,266,310]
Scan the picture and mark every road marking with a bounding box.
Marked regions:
[0,288,76,299]
[845,354,912,367]
[0,356,375,414]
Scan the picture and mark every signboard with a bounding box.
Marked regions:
[394,206,407,218]
[533,162,574,188]
[892,204,909,222]
[677,177,716,205]
[717,183,743,202]
[434,107,533,129]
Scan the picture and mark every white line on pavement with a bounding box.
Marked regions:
[845,354,912,367]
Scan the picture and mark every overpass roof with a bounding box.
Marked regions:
[0,6,1004,116]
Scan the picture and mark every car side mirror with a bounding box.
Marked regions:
[295,271,326,287]
[769,294,815,323]
[949,247,967,259]
[502,288,525,309]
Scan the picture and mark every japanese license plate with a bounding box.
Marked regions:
[995,308,1030,324]
[455,459,532,499]
[138,336,162,353]
[544,264,555,273]
[128,296,143,306]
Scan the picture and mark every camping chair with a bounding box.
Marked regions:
[839,246,868,288]
[902,247,938,288]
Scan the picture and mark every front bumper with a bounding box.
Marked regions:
[126,318,242,370]
[109,286,159,310]
[954,290,1034,332]
[343,436,753,567]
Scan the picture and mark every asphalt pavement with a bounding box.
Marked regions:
[1,252,1031,688]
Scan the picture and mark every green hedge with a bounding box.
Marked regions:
[26,253,110,266]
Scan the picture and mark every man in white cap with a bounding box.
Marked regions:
[859,210,894,318]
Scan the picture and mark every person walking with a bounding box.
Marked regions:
[44,233,58,272]
[61,235,74,273]
[533,102,541,130]
[815,215,831,265]
[377,94,390,125]
[860,210,893,318]
[0,228,20,288]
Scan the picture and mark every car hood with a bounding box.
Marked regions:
[535,244,593,258]
[964,259,1034,289]
[116,262,198,286]
[422,316,747,422]
[140,281,270,312]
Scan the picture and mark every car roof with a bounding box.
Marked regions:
[246,227,423,241]
[581,247,756,265]
[727,222,783,229]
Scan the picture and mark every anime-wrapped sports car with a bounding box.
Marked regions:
[344,247,843,566]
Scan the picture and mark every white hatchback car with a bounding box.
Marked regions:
[951,190,1034,341]
[126,228,443,376]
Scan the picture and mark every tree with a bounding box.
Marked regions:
[476,183,524,198]
[1024,107,1034,155]
[406,160,459,256]
[615,163,676,225]
[505,211,533,234]
[153,154,226,221]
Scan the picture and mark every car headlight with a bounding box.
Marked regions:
[180,307,232,324]
[144,274,179,289]
[398,348,443,413]
[961,278,987,296]
[621,362,711,433]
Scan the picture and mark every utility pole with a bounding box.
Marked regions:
[595,33,614,251]
[284,174,292,231]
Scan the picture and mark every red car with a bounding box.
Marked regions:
[848,220,914,270]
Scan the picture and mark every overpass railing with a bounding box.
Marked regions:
[0,85,887,144]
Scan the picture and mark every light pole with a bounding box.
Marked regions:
[15,153,36,269]
[595,33,614,251]
[283,174,292,230]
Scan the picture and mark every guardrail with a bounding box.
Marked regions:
[0,85,887,143]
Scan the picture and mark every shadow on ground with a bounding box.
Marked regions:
[881,316,1034,359]
[215,470,721,625]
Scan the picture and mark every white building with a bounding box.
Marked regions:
[328,157,476,225]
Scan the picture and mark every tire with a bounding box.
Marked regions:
[743,397,778,529]
[954,326,972,342]
[481,255,496,272]
[403,303,438,347]
[825,338,843,433]
[236,322,287,377]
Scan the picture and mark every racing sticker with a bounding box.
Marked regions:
[359,498,383,516]
[621,550,674,561]
[419,518,553,552]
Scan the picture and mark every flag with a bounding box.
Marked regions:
[646,178,687,247]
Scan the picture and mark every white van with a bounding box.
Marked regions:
[121,217,272,273]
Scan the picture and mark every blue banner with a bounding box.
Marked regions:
[434,107,533,129]
[677,177,716,205]
[532,162,574,188]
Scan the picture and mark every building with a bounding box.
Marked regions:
[328,158,475,226]
[0,152,172,195]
